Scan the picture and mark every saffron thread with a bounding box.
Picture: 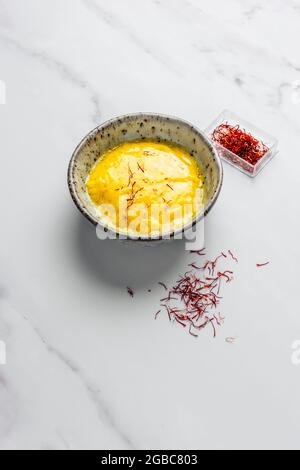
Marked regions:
[257,262,270,268]
[127,287,134,298]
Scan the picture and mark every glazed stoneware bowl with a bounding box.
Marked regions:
[68,113,223,242]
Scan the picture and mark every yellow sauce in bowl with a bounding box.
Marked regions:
[86,141,205,236]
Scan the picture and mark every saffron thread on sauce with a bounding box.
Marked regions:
[128,164,134,186]
[137,162,145,173]
[127,182,144,209]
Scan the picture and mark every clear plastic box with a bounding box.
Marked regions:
[205,110,278,178]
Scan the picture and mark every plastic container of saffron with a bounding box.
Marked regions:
[205,110,278,178]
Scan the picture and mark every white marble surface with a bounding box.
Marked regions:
[0,0,300,450]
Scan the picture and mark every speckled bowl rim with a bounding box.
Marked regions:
[68,113,223,241]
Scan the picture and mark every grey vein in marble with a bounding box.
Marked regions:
[1,290,134,449]
[22,312,135,449]
[0,32,102,125]
[82,0,183,76]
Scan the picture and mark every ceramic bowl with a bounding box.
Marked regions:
[68,113,223,241]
